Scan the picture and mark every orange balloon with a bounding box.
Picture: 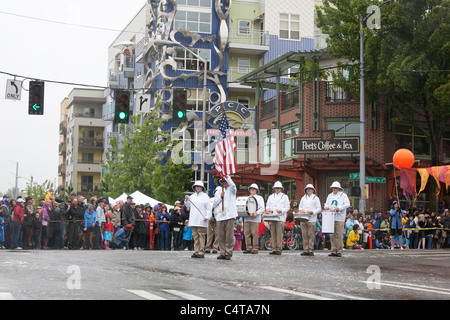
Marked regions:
[393,149,415,169]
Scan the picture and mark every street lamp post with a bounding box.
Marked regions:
[152,38,208,184]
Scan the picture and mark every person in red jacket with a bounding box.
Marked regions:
[11,198,25,249]
[102,214,114,250]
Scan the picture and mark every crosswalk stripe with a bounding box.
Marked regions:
[260,286,335,300]
[163,289,206,300]
[127,290,167,300]
[0,293,15,300]
[359,281,450,296]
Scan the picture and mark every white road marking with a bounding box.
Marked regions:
[127,290,167,300]
[260,286,335,300]
[359,281,450,296]
[163,289,206,300]
[0,293,15,300]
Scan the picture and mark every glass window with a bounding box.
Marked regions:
[394,123,431,157]
[282,123,299,159]
[173,48,211,71]
[238,20,251,35]
[280,13,300,40]
[175,10,211,33]
[327,121,360,137]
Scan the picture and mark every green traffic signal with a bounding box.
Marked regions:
[177,110,186,119]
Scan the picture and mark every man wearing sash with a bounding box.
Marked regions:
[298,184,322,256]
[324,181,351,257]
[213,175,237,260]
[185,181,212,258]
[243,184,265,254]
[266,181,290,255]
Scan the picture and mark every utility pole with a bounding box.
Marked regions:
[14,162,19,199]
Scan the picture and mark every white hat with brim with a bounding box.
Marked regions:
[330,181,343,190]
[192,180,205,191]
[273,181,284,190]
[304,184,316,193]
[248,183,260,194]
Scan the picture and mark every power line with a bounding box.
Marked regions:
[0,9,144,34]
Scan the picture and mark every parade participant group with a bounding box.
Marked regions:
[0,179,449,256]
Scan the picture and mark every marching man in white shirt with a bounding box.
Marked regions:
[324,181,351,257]
[265,181,290,255]
[185,181,212,259]
[298,184,322,256]
[243,184,265,254]
[213,175,237,260]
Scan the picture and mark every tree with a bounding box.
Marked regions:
[21,177,54,202]
[102,108,193,205]
[317,0,450,165]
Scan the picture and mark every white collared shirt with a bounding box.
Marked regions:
[299,194,322,223]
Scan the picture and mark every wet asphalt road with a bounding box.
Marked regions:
[0,248,449,303]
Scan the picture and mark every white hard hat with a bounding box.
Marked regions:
[330,181,343,190]
[273,181,284,189]
[304,184,316,193]
[248,183,260,194]
[192,180,205,191]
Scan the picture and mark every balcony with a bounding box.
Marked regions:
[326,81,355,103]
[227,67,256,91]
[135,37,149,63]
[120,54,135,79]
[228,28,269,55]
[58,164,65,176]
[59,121,67,134]
[79,137,104,149]
[108,69,119,88]
[59,143,66,155]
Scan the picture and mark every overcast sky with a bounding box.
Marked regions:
[0,0,146,194]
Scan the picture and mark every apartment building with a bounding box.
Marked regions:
[60,88,106,197]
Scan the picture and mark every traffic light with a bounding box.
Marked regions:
[114,90,130,124]
[28,81,45,115]
[173,89,187,122]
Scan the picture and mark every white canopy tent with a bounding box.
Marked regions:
[128,190,174,210]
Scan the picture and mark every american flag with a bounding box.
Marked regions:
[214,111,237,177]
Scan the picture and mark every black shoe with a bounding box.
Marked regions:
[335,253,342,257]
[275,251,282,255]
[211,250,218,254]
[243,250,252,254]
[217,255,227,260]
[191,253,198,258]
[328,253,337,257]
[301,252,309,256]
[269,251,277,255]
[205,250,211,253]
[224,255,232,260]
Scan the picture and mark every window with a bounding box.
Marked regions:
[177,0,211,7]
[237,97,250,109]
[238,20,251,35]
[81,153,94,164]
[174,10,211,33]
[173,47,211,71]
[282,123,299,159]
[327,121,360,137]
[280,14,300,40]
[185,88,210,112]
[81,176,93,192]
[237,58,251,73]
[260,130,278,163]
[395,124,430,156]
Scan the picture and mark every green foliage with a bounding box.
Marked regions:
[21,177,54,201]
[102,107,193,205]
[317,0,450,164]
